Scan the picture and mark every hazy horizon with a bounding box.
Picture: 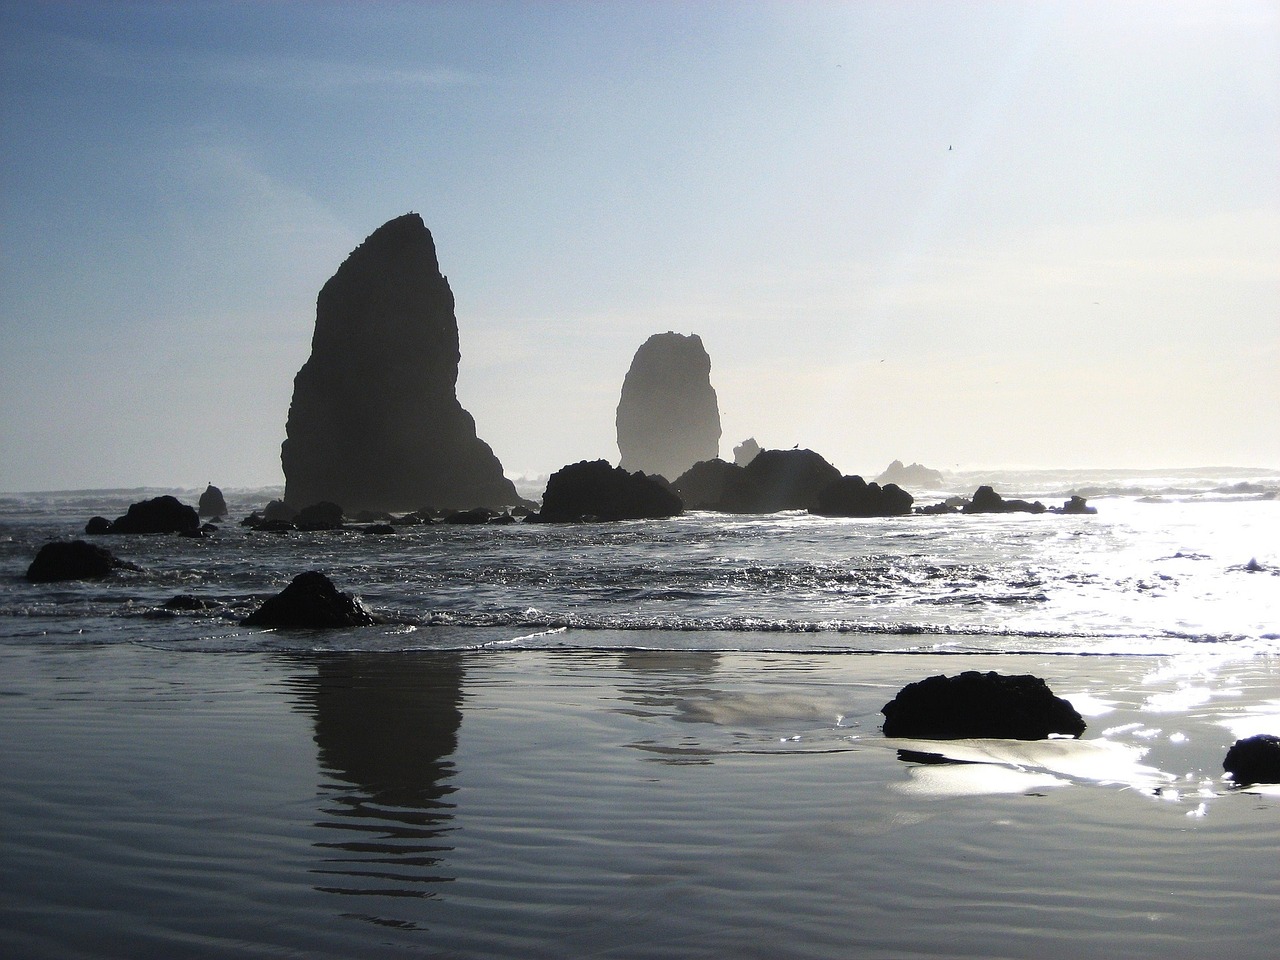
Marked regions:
[2,1,1277,491]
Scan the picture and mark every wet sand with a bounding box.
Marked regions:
[2,643,1278,959]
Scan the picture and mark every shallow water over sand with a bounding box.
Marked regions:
[3,645,1278,960]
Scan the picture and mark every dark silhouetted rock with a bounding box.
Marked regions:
[84,516,112,535]
[108,495,201,534]
[26,541,140,582]
[733,437,762,467]
[241,571,380,628]
[881,671,1086,740]
[263,499,297,522]
[616,332,721,481]
[672,458,759,511]
[876,460,945,489]
[1055,495,1097,515]
[162,594,217,611]
[739,448,841,513]
[963,485,1046,515]
[295,501,344,530]
[535,460,683,522]
[812,475,913,517]
[1223,734,1280,784]
[281,213,520,512]
[362,524,397,535]
[198,484,228,518]
[442,508,495,525]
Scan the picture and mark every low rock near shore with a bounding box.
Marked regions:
[26,540,141,582]
[241,571,381,628]
[532,459,683,522]
[812,475,913,517]
[1055,495,1097,515]
[882,671,1086,740]
[1223,734,1280,785]
[963,485,1047,515]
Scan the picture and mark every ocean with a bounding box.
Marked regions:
[2,467,1278,958]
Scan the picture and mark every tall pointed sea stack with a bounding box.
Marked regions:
[616,332,721,481]
[281,213,519,512]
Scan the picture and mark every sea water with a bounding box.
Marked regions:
[2,468,1278,958]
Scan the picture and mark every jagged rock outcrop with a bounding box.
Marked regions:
[733,438,762,467]
[812,475,913,517]
[882,671,1086,740]
[198,484,228,518]
[26,540,141,582]
[242,571,381,628]
[281,213,519,513]
[963,485,1047,515]
[616,332,721,481]
[672,458,758,512]
[532,460,683,522]
[876,460,944,489]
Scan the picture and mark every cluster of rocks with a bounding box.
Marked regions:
[85,495,210,536]
[917,485,1097,516]
[239,498,526,532]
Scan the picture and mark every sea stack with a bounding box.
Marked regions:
[281,214,519,512]
[616,332,721,481]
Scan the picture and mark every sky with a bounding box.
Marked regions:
[1,0,1277,492]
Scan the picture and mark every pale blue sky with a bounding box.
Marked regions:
[1,1,1277,491]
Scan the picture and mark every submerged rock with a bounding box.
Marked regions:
[198,484,228,519]
[1223,734,1280,785]
[881,671,1086,740]
[26,540,140,582]
[812,475,913,517]
[281,213,520,512]
[616,332,721,482]
[534,459,683,522]
[241,571,380,628]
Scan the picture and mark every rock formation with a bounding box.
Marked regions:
[616,332,721,481]
[672,458,758,512]
[812,475,913,517]
[281,213,519,513]
[740,448,841,513]
[881,671,1086,740]
[1223,734,1280,785]
[242,571,381,628]
[876,460,944,489]
[532,460,683,522]
[198,484,228,518]
[91,495,202,535]
[733,438,762,467]
[26,541,141,582]
[963,485,1047,515]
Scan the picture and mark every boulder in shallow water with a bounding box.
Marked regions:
[1056,495,1097,515]
[198,484,228,519]
[84,516,113,535]
[881,671,1086,740]
[241,571,380,628]
[812,475,913,517]
[535,459,682,522]
[963,485,1046,515]
[108,495,201,534]
[26,540,140,582]
[1223,734,1280,785]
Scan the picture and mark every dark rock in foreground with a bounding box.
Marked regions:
[963,485,1046,515]
[26,540,140,582]
[281,213,520,512]
[198,484,228,518]
[616,332,721,482]
[740,448,841,512]
[1223,734,1280,785]
[534,460,683,522]
[812,475,913,517]
[101,495,202,534]
[882,671,1086,740]
[241,571,381,628]
[876,460,944,489]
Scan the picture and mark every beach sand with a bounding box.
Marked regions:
[2,642,1278,959]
